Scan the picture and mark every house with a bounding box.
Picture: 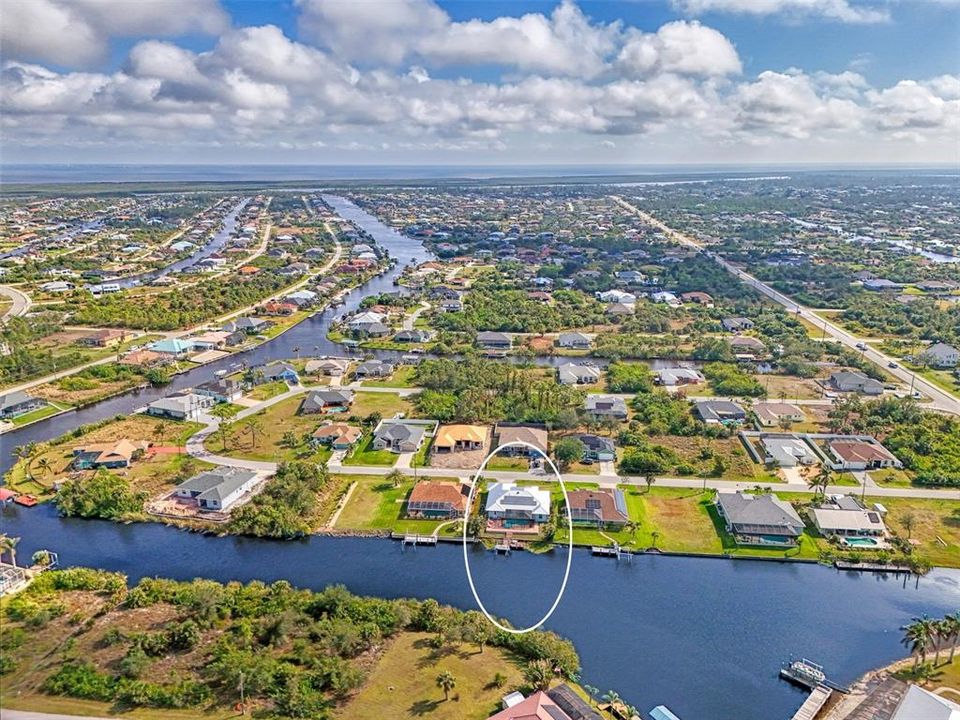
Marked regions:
[222,317,272,335]
[826,438,902,470]
[394,329,432,343]
[0,390,46,419]
[434,424,487,452]
[753,402,805,427]
[760,434,817,468]
[584,395,628,419]
[40,280,74,293]
[615,270,645,285]
[224,330,247,347]
[406,481,469,519]
[596,289,635,304]
[476,331,512,350]
[694,400,746,424]
[650,290,680,306]
[148,338,194,358]
[714,491,805,546]
[72,439,150,469]
[722,317,754,332]
[890,684,960,720]
[372,419,434,453]
[828,370,883,395]
[811,495,886,537]
[348,311,388,333]
[310,423,362,450]
[605,302,634,317]
[556,332,591,349]
[146,393,214,421]
[728,336,766,355]
[566,488,629,529]
[863,278,901,291]
[571,433,615,461]
[496,425,548,456]
[300,389,354,414]
[354,359,394,378]
[656,367,704,387]
[77,328,126,347]
[261,301,297,316]
[486,686,601,720]
[305,357,350,376]
[680,291,714,306]
[119,349,166,367]
[484,482,551,524]
[193,378,242,403]
[174,467,259,512]
[558,363,601,385]
[190,331,230,350]
[922,342,959,368]
[253,362,299,385]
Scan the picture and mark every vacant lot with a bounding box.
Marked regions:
[335,632,526,720]
[646,435,775,482]
[342,434,399,467]
[351,390,416,419]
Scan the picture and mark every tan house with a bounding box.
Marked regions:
[72,439,150,469]
[78,328,126,347]
[496,425,548,457]
[753,402,805,427]
[434,424,487,453]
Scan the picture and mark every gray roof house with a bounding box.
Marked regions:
[828,370,883,395]
[174,467,259,512]
[571,433,616,461]
[476,331,512,349]
[584,395,628,419]
[694,400,747,424]
[300,389,354,413]
[305,357,350,376]
[372,419,433,453]
[146,393,214,421]
[556,332,592,349]
[354,359,394,378]
[760,435,818,468]
[922,342,959,368]
[193,378,242,403]
[715,491,805,545]
[558,363,601,385]
[0,390,47,419]
[394,329,432,343]
[722,317,754,332]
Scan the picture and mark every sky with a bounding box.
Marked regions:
[1,0,958,166]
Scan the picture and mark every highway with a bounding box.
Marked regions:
[612,196,960,416]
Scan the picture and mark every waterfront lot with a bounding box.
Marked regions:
[335,631,525,720]
[333,473,461,535]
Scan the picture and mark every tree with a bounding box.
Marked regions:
[946,612,960,664]
[211,406,235,451]
[386,469,407,488]
[243,418,264,450]
[553,437,585,471]
[650,531,660,549]
[808,467,832,501]
[0,535,20,568]
[436,670,456,701]
[902,616,935,670]
[153,421,168,446]
[36,457,51,477]
[524,659,552,691]
[901,512,917,540]
[644,472,657,493]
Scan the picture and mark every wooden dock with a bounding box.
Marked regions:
[835,561,911,574]
[592,545,633,561]
[399,534,437,547]
[790,685,832,720]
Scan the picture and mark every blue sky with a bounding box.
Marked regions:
[2,0,958,165]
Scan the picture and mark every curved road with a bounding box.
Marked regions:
[612,196,960,416]
[0,284,31,319]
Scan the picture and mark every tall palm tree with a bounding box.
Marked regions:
[435,670,456,701]
[934,618,953,665]
[902,616,935,670]
[0,535,20,568]
[243,418,264,449]
[651,531,660,549]
[36,457,51,477]
[808,467,832,501]
[946,612,960,664]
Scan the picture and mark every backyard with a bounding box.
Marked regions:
[332,474,461,535]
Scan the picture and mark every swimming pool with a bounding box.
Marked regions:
[844,537,881,548]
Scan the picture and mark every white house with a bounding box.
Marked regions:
[484,482,551,523]
[146,393,214,421]
[557,363,601,385]
[175,467,259,512]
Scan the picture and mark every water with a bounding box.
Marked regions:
[1,502,958,720]
[3,194,958,719]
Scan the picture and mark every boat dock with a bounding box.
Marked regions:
[789,685,832,720]
[592,545,633,561]
[835,561,911,574]
[398,534,437,547]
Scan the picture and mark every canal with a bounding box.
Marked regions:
[3,195,959,719]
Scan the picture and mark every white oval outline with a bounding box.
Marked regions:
[462,439,573,634]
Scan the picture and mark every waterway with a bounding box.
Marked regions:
[3,195,959,719]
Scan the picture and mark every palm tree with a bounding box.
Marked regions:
[583,685,599,707]
[243,418,264,449]
[0,535,20,568]
[945,612,960,664]
[386,469,407,488]
[524,660,552,692]
[934,618,953,665]
[624,520,641,542]
[36,457,51,477]
[902,616,935,670]
[435,670,456,701]
[602,689,622,706]
[650,531,660,549]
[808,467,832,501]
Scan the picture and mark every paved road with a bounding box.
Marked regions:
[612,196,960,416]
[2,712,109,720]
[0,284,31,319]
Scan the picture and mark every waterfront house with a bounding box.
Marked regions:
[583,395,628,420]
[189,331,230,350]
[347,311,388,334]
[728,336,766,356]
[476,331,512,350]
[222,317,272,335]
[193,378,242,403]
[406,481,469,519]
[175,467,259,512]
[827,370,883,396]
[694,400,747,424]
[146,393,214,421]
[759,434,817,468]
[923,342,959,368]
[372,419,436,453]
[118,349,166,367]
[825,438,902,471]
[72,439,150,469]
[305,357,350,377]
[811,496,886,538]
[556,332,591,350]
[571,433,616,462]
[77,328,126,347]
[565,488,629,529]
[714,491,805,546]
[496,425,548,457]
[753,402,805,427]
[354,359,394,378]
[558,363,601,385]
[148,338,194,358]
[300,389,354,414]
[0,390,46,419]
[890,684,960,720]
[310,423,362,450]
[656,367,704,387]
[486,685,601,720]
[484,482,551,526]
[394,329,432,343]
[434,424,487,453]
[253,362,299,385]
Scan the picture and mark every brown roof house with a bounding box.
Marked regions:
[310,423,362,450]
[496,425,548,457]
[566,489,629,529]
[406,481,469,519]
[826,438,902,471]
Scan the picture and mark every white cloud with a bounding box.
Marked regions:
[617,20,742,77]
[672,0,890,23]
[0,0,228,67]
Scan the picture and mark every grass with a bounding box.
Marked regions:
[752,374,824,400]
[868,496,960,569]
[644,435,774,482]
[10,402,69,426]
[351,390,415,419]
[343,434,399,467]
[362,365,417,388]
[486,455,529,471]
[334,631,526,720]
[333,475,460,534]
[247,380,289,401]
[870,468,915,488]
[895,655,960,695]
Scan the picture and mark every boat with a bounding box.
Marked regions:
[214,369,228,378]
[14,494,39,507]
[780,658,827,689]
[649,706,682,720]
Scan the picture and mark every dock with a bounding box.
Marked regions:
[835,561,911,574]
[399,534,437,547]
[592,545,633,561]
[790,685,832,720]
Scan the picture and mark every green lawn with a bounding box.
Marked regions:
[351,390,415,419]
[247,381,289,401]
[343,434,399,466]
[10,402,69,426]
[487,455,529,471]
[361,365,417,388]
[334,475,459,534]
[870,468,915,488]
